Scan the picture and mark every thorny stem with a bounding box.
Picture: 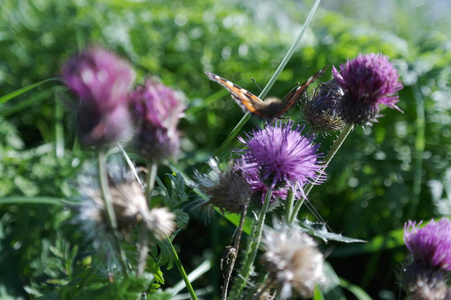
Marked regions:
[221,203,249,300]
[167,237,198,300]
[97,150,129,277]
[229,188,273,298]
[289,123,354,224]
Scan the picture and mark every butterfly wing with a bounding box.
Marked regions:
[205,72,267,116]
[278,66,328,115]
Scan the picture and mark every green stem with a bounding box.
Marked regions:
[284,188,295,222]
[289,123,354,223]
[214,0,322,158]
[167,237,198,300]
[136,224,149,277]
[229,188,273,297]
[146,162,158,206]
[221,203,249,300]
[97,150,128,277]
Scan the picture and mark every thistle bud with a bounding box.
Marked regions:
[302,79,346,133]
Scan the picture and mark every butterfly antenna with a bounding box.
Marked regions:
[251,77,263,92]
[281,83,300,102]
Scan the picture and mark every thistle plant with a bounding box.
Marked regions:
[4,0,426,299]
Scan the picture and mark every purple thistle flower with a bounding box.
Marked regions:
[332,53,403,125]
[130,79,185,162]
[62,47,136,110]
[404,218,451,271]
[236,121,323,201]
[62,47,135,146]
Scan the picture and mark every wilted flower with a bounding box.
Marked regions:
[195,159,250,214]
[332,53,403,125]
[401,218,451,299]
[62,47,135,146]
[262,223,325,299]
[302,79,346,133]
[235,121,323,202]
[130,78,185,162]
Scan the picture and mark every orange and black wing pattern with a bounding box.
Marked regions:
[205,72,267,115]
[205,66,326,120]
[278,66,328,114]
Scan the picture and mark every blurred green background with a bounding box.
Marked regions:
[1,0,450,299]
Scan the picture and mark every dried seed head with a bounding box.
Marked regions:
[262,224,325,299]
[144,207,176,240]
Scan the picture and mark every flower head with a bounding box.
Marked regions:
[262,223,325,299]
[73,164,176,258]
[62,47,135,146]
[130,79,185,162]
[404,218,451,271]
[195,159,250,214]
[401,218,451,299]
[332,53,403,125]
[236,121,323,201]
[302,79,346,133]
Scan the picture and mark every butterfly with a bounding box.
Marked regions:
[205,66,326,122]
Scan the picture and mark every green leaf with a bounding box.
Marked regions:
[0,78,57,104]
[0,196,76,206]
[173,208,190,229]
[300,219,366,244]
[331,227,405,257]
[339,278,373,300]
[321,262,345,300]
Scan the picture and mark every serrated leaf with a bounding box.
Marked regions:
[173,209,190,229]
[166,172,188,208]
[300,219,366,244]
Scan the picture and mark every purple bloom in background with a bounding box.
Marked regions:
[404,218,451,271]
[130,79,185,162]
[401,218,451,299]
[332,53,403,125]
[62,47,135,146]
[236,121,323,201]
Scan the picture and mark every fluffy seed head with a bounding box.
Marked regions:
[262,223,325,299]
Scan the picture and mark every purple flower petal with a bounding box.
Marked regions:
[404,218,451,271]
